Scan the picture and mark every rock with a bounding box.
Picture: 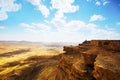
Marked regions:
[93,53,120,80]
[91,40,120,51]
[60,40,120,80]
[58,53,96,80]
[81,53,97,66]
[63,46,80,54]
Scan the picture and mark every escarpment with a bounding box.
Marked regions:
[0,40,120,80]
[58,40,120,80]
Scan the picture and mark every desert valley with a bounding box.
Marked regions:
[0,40,120,80]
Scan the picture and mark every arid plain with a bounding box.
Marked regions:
[0,41,64,80]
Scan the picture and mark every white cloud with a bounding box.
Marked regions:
[31,23,50,30]
[0,11,8,21]
[49,0,81,34]
[20,19,120,42]
[27,0,50,18]
[51,18,96,33]
[0,0,21,21]
[18,16,120,42]
[27,0,40,5]
[25,28,39,33]
[117,22,120,26]
[89,14,105,22]
[87,0,110,6]
[38,5,50,18]
[20,23,51,33]
[96,1,101,6]
[0,26,5,29]
[103,1,110,6]
[50,0,79,19]
[54,18,120,40]
[90,28,119,39]
[20,23,34,28]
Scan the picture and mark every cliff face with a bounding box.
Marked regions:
[91,40,120,51]
[59,40,120,80]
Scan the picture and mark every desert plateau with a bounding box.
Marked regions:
[0,40,120,80]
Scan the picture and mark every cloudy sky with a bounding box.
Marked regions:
[0,0,120,42]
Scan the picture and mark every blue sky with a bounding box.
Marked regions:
[0,0,120,42]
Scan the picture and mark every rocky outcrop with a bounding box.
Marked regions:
[63,46,81,54]
[58,53,96,80]
[91,40,120,51]
[59,40,120,80]
[93,53,120,80]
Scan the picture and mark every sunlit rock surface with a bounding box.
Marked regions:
[61,40,120,80]
[0,40,120,80]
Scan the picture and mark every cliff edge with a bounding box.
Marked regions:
[58,40,120,80]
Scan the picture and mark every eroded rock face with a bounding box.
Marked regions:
[93,53,120,80]
[91,40,120,51]
[58,53,96,80]
[63,46,81,54]
[60,40,120,80]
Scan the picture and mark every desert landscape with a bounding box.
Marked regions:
[0,41,64,80]
[0,0,120,80]
[0,40,120,80]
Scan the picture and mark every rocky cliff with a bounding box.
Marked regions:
[59,40,120,80]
